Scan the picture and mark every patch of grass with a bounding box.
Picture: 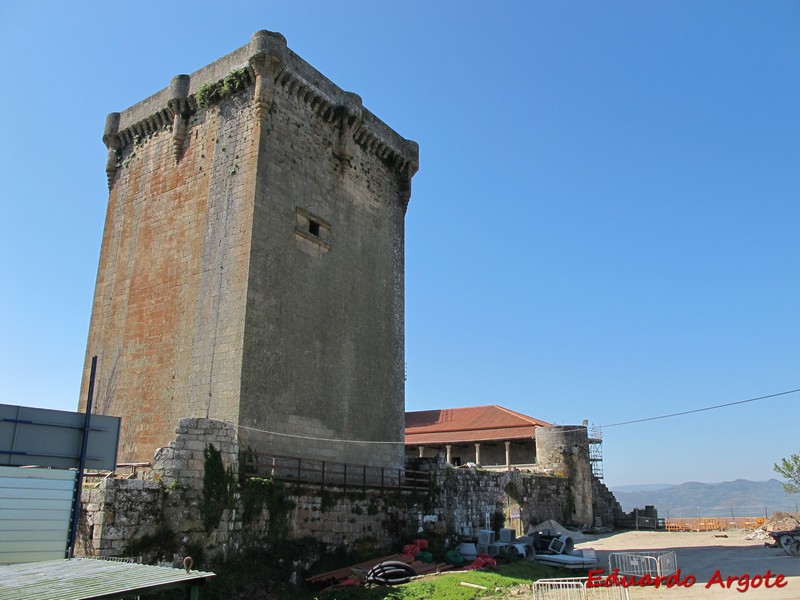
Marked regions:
[149,550,574,599]
[194,67,251,108]
[309,561,575,599]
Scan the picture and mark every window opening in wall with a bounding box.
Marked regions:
[294,207,331,255]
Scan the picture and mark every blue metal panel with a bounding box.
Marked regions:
[0,404,120,470]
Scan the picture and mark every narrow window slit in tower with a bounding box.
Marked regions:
[294,208,331,254]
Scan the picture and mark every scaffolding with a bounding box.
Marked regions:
[588,424,603,480]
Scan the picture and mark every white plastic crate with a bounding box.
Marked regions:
[532,576,631,600]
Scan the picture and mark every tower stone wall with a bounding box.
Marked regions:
[80,31,418,467]
[535,425,594,526]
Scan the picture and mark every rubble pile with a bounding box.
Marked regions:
[763,512,800,533]
[744,512,800,540]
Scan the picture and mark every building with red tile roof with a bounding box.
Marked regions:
[405,405,551,469]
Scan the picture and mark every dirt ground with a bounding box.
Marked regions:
[571,529,800,599]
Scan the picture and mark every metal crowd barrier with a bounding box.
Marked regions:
[532,577,631,599]
[608,550,677,578]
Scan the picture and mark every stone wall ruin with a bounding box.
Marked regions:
[77,418,622,565]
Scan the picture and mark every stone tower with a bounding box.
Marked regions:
[535,425,594,525]
[79,31,418,467]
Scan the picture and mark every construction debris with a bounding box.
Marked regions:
[745,512,800,541]
[763,512,800,533]
[460,581,488,590]
[306,552,452,590]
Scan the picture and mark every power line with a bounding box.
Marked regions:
[601,388,800,428]
[228,388,800,444]
[233,422,405,445]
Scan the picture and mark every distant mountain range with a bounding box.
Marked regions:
[612,484,674,493]
[610,479,800,518]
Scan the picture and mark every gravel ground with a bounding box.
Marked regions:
[566,529,800,599]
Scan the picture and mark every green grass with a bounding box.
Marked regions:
[147,547,578,599]
[310,561,577,599]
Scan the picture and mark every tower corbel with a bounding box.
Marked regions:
[102,112,121,191]
[397,141,419,212]
[334,92,363,163]
[167,75,191,162]
[248,30,288,124]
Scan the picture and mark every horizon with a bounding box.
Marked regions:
[611,478,786,490]
[610,478,800,518]
[1,2,798,487]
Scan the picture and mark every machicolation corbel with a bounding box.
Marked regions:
[333,92,363,163]
[167,74,192,162]
[102,112,121,190]
[248,30,288,123]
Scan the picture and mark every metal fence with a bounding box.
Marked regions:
[608,550,677,579]
[664,517,764,531]
[81,454,430,496]
[532,577,631,600]
[241,451,430,494]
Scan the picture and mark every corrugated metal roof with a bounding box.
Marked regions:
[405,405,550,445]
[0,558,215,600]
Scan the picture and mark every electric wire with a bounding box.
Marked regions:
[601,387,800,428]
[228,388,799,445]
[233,422,406,445]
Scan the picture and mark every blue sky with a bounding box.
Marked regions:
[1,2,798,488]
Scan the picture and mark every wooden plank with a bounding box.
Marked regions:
[306,553,407,584]
[408,561,454,576]
[306,554,454,586]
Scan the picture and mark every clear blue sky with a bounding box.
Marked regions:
[1,2,798,488]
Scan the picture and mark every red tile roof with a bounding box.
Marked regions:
[405,405,550,445]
